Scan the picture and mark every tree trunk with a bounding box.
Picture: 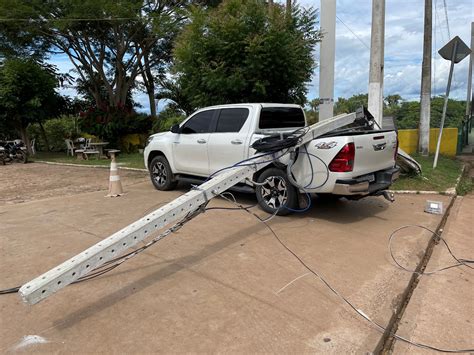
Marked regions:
[39,121,50,152]
[144,55,156,118]
[18,124,32,155]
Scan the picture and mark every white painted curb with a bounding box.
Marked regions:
[33,160,147,172]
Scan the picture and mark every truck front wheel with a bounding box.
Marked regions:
[149,155,178,191]
[255,168,298,216]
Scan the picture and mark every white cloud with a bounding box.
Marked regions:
[298,0,473,102]
[52,0,473,115]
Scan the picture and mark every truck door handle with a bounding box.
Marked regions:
[231,139,243,145]
[197,139,206,144]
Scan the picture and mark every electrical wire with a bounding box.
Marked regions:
[204,149,290,183]
[389,224,473,275]
[0,204,209,295]
[1,192,472,352]
[251,126,310,153]
[218,198,474,353]
[0,129,306,296]
[335,15,370,50]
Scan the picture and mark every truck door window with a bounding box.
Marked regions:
[259,107,305,129]
[181,110,214,134]
[215,108,249,133]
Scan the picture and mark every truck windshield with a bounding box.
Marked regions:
[258,107,305,129]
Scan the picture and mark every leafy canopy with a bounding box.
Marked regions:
[0,58,62,128]
[172,0,321,109]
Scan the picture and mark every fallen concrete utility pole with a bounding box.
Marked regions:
[19,112,358,305]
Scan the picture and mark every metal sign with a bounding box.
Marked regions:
[438,36,471,63]
[433,35,471,169]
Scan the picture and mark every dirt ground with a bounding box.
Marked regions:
[0,162,148,205]
[0,162,471,353]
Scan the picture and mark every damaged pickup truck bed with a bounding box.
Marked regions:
[144,104,399,215]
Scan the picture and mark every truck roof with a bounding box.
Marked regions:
[199,103,303,110]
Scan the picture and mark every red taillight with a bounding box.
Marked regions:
[329,143,355,172]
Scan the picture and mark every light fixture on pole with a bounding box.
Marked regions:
[433,36,471,168]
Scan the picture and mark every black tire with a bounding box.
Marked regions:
[16,150,27,164]
[149,155,178,191]
[255,168,298,216]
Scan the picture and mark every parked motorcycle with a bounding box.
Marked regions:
[0,140,28,164]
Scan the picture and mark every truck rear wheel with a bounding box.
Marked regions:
[255,168,298,216]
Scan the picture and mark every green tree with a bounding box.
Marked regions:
[334,94,368,114]
[305,98,320,125]
[170,0,321,109]
[394,97,466,129]
[384,94,402,116]
[0,58,64,153]
[0,0,188,118]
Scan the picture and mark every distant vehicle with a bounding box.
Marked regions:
[144,104,399,215]
[0,140,27,164]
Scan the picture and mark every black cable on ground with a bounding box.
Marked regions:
[213,199,474,353]
[389,224,474,275]
[0,202,209,295]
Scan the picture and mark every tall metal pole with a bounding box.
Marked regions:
[319,0,336,120]
[433,40,458,168]
[418,0,432,156]
[368,0,385,128]
[466,23,473,123]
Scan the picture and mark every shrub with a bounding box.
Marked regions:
[28,115,79,151]
[152,106,186,133]
[78,106,153,148]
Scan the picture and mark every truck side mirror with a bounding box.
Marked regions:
[170,124,180,134]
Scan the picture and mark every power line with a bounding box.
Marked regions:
[0,17,141,22]
[335,14,370,50]
[442,0,451,39]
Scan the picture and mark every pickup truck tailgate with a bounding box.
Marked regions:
[353,130,397,175]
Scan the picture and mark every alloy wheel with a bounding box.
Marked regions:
[260,176,288,209]
[152,162,167,186]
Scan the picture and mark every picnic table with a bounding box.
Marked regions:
[89,142,109,158]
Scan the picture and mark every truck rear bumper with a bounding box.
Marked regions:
[333,167,400,195]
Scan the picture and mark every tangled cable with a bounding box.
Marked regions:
[215,194,474,353]
[1,193,473,352]
[251,127,309,153]
[389,224,473,275]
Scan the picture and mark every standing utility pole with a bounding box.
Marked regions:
[319,0,337,120]
[466,23,474,124]
[368,0,386,128]
[418,0,432,156]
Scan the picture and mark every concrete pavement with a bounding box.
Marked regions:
[392,194,474,353]
[0,165,455,353]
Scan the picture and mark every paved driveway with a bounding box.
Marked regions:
[0,163,455,353]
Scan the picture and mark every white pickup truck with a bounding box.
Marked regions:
[144,103,399,215]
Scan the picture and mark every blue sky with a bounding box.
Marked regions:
[50,0,473,114]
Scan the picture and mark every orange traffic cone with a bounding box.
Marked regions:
[107,151,123,197]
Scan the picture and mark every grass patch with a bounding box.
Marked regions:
[456,168,473,196]
[31,152,146,170]
[391,154,463,192]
